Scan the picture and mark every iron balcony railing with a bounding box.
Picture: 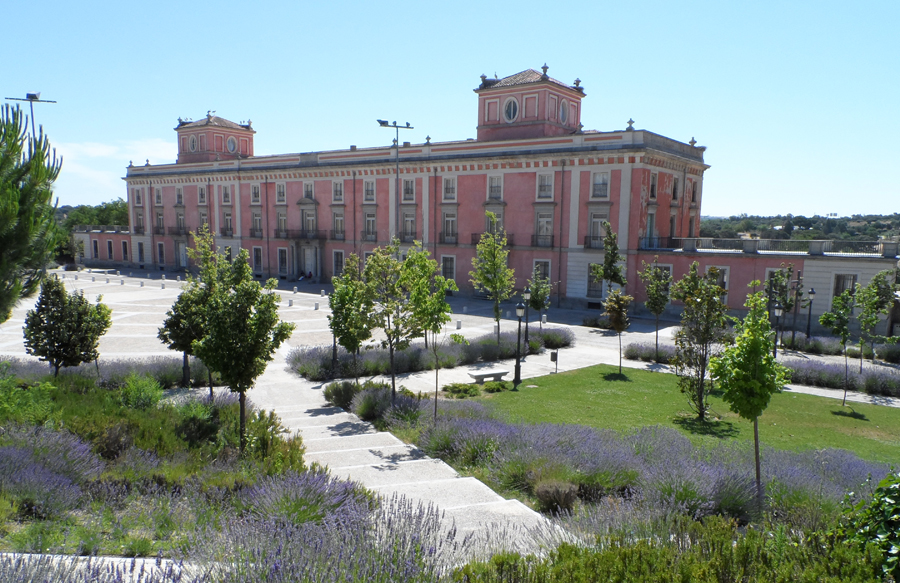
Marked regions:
[532,234,554,248]
[584,235,604,249]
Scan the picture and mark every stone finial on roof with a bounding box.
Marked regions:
[541,63,549,79]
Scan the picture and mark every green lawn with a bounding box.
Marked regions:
[475,364,900,464]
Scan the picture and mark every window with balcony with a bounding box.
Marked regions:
[488,176,502,200]
[364,180,375,202]
[537,174,553,199]
[251,185,261,204]
[223,186,231,204]
[276,183,286,204]
[443,177,456,201]
[333,182,343,202]
[176,188,183,206]
[304,183,314,199]
[650,173,658,199]
[403,179,415,202]
[592,172,609,199]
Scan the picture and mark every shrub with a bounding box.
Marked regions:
[534,479,578,514]
[118,373,163,411]
[443,383,480,399]
[324,380,359,410]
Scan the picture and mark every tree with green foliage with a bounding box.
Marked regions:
[638,256,672,361]
[364,241,420,401]
[671,262,728,421]
[192,249,295,454]
[403,243,458,418]
[820,289,855,406]
[328,253,373,384]
[710,283,791,511]
[855,270,897,368]
[23,276,112,376]
[158,225,222,390]
[0,104,63,323]
[602,289,633,374]
[470,212,515,345]
[589,221,626,301]
[525,265,551,332]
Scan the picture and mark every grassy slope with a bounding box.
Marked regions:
[476,364,900,464]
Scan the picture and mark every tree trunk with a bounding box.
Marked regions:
[182,351,191,388]
[754,417,763,516]
[239,391,246,455]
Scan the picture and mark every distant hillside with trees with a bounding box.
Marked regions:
[700,213,900,241]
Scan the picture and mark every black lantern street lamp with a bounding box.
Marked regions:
[523,287,531,357]
[773,301,783,357]
[806,288,816,339]
[514,302,525,387]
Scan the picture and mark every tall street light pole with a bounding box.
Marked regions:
[4,92,56,140]
[806,288,816,339]
[377,120,414,242]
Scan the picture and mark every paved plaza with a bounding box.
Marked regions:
[1,268,898,546]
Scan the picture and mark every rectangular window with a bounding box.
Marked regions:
[155,188,161,205]
[137,242,144,263]
[333,251,345,277]
[304,183,314,199]
[253,247,263,272]
[278,248,288,275]
[672,177,679,201]
[592,172,609,198]
[333,182,343,202]
[251,185,261,204]
[833,274,858,298]
[198,186,206,205]
[134,189,142,206]
[534,260,550,280]
[157,242,165,264]
[276,183,286,204]
[223,186,231,204]
[537,174,553,199]
[107,240,113,260]
[403,179,415,201]
[488,176,502,200]
[443,178,456,201]
[650,173,658,199]
[441,256,456,281]
[364,180,375,202]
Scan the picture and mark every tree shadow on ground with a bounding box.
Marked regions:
[672,416,739,439]
[603,372,631,382]
[831,408,868,421]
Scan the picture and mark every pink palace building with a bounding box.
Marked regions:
[75,66,900,334]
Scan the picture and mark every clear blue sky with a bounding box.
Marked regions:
[5,0,898,218]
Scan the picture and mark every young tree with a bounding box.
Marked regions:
[328,253,373,384]
[638,256,672,361]
[403,244,458,418]
[23,276,112,376]
[820,289,854,406]
[1,104,64,323]
[710,283,791,512]
[602,289,633,374]
[526,265,551,332]
[192,250,295,454]
[589,220,626,301]
[671,262,728,421]
[364,241,420,401]
[470,212,515,345]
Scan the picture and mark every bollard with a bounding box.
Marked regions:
[293,287,298,293]
[456,320,462,329]
[288,299,293,307]
[161,283,166,289]
[140,281,144,287]
[314,302,319,310]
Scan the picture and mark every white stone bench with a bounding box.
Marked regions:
[468,369,509,384]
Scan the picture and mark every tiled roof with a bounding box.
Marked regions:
[478,69,577,91]
[176,115,252,131]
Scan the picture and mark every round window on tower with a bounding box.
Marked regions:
[189,135,197,152]
[503,98,519,123]
[559,100,569,124]
[227,136,237,153]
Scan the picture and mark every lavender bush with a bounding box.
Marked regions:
[783,358,900,397]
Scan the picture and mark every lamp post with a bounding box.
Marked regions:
[523,287,531,357]
[514,302,525,387]
[806,288,816,339]
[377,120,414,242]
[773,301,783,357]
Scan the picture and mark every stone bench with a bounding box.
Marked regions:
[468,369,509,384]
